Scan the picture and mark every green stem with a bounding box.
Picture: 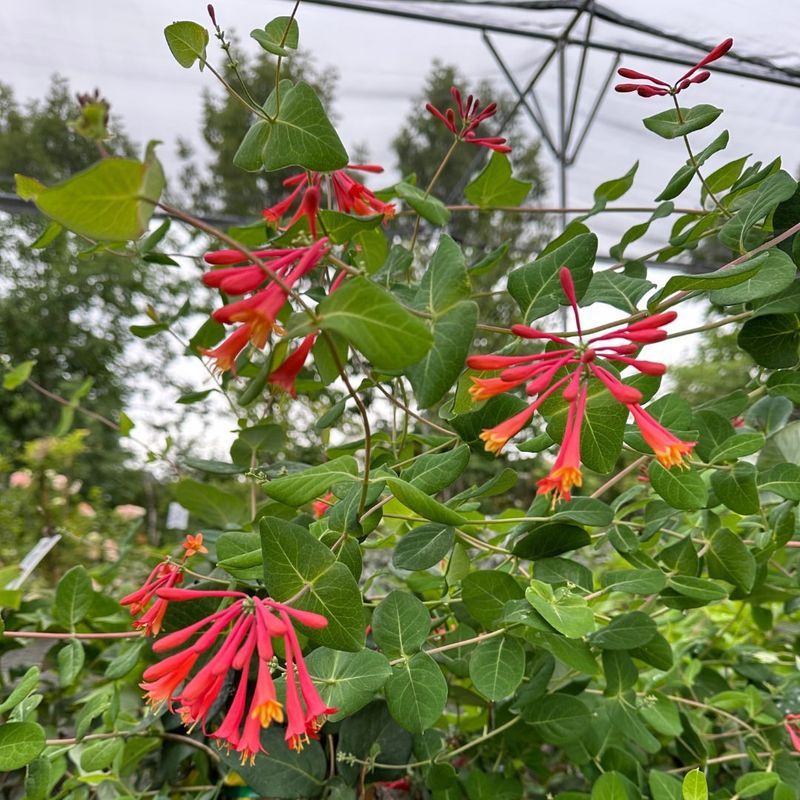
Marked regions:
[671,95,730,217]
[409,138,460,251]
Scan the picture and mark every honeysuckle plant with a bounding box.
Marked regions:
[4,11,800,800]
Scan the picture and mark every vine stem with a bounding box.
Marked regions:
[671,95,730,217]
[45,730,220,762]
[409,138,460,251]
[440,204,706,215]
[3,630,141,640]
[387,626,510,665]
[373,381,454,435]
[591,455,649,498]
[273,0,302,117]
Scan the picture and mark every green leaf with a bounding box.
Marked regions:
[590,611,656,650]
[545,380,628,473]
[403,445,470,494]
[682,769,708,800]
[464,152,531,208]
[318,277,433,370]
[461,571,524,626]
[54,565,93,628]
[233,120,272,171]
[708,432,765,463]
[393,525,455,571]
[175,479,249,528]
[550,497,615,527]
[3,361,36,390]
[317,210,383,245]
[738,314,800,369]
[643,104,722,139]
[602,650,638,695]
[260,517,365,651]
[523,693,591,744]
[513,523,591,560]
[0,723,46,771]
[757,463,800,500]
[251,16,300,56]
[57,639,84,686]
[591,771,639,800]
[304,647,392,722]
[218,726,326,798]
[735,773,779,799]
[408,302,477,408]
[648,463,707,510]
[667,576,728,603]
[14,174,44,200]
[629,633,673,670]
[468,636,526,700]
[640,691,682,736]
[372,591,431,658]
[710,249,796,305]
[262,457,358,507]
[386,477,466,526]
[261,82,348,172]
[534,558,593,592]
[525,582,595,638]
[22,153,164,242]
[601,569,667,595]
[507,233,597,323]
[706,528,756,593]
[711,462,760,514]
[720,170,798,250]
[24,756,51,800]
[385,652,447,734]
[767,370,800,403]
[648,254,768,308]
[582,271,654,313]
[104,642,144,680]
[80,738,123,772]
[216,530,263,579]
[164,21,209,68]
[0,667,39,714]
[395,182,450,226]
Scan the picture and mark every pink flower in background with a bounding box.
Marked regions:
[114,504,146,521]
[9,471,32,489]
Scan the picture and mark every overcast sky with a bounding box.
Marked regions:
[2,1,798,457]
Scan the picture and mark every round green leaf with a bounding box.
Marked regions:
[0,722,46,771]
[372,591,431,658]
[523,693,591,744]
[385,653,447,734]
[468,635,526,700]
[648,462,708,510]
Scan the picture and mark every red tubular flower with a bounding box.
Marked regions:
[312,492,334,519]
[467,260,693,502]
[536,383,588,505]
[262,165,395,235]
[130,586,333,762]
[615,38,733,98]
[785,714,800,752]
[426,86,511,152]
[199,324,252,375]
[628,403,695,468]
[268,334,317,398]
[120,562,183,636]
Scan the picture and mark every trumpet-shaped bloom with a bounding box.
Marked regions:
[130,586,334,762]
[469,266,695,502]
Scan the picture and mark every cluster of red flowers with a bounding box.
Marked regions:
[123,538,334,764]
[468,268,695,504]
[200,239,340,396]
[121,533,208,636]
[615,38,733,98]
[426,87,511,153]
[262,164,396,238]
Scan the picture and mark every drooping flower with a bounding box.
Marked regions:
[200,239,330,374]
[268,334,318,398]
[133,586,334,762]
[312,492,334,519]
[427,86,512,152]
[615,38,733,98]
[120,534,209,636]
[262,165,395,235]
[785,714,800,752]
[468,266,695,500]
